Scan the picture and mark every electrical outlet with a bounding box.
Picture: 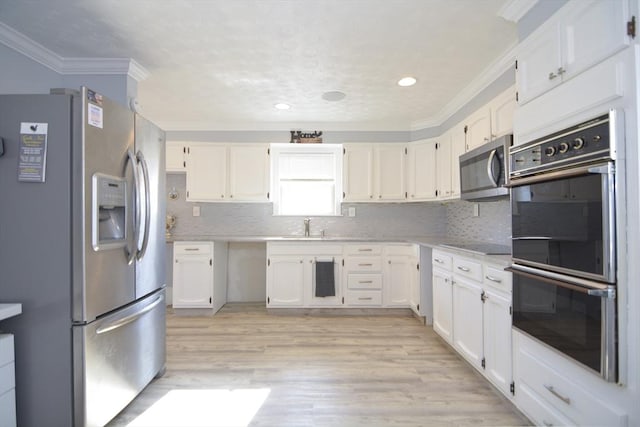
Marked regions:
[192,206,200,217]
[348,207,356,217]
[473,203,480,217]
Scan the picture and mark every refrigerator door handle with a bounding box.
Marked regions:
[96,294,163,334]
[136,151,151,260]
[125,150,140,265]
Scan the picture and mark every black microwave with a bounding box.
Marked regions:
[459,134,512,201]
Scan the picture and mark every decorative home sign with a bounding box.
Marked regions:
[290,130,323,143]
[18,122,48,183]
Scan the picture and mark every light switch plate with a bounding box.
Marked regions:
[348,207,356,217]
[473,203,480,217]
[192,206,200,217]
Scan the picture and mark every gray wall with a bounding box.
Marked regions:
[518,0,568,41]
[0,43,136,107]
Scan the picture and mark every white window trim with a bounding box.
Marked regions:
[270,143,343,216]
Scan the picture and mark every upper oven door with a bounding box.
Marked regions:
[460,135,511,201]
[510,161,616,283]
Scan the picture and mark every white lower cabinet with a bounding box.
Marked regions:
[267,243,343,307]
[0,334,16,427]
[432,248,514,399]
[513,330,627,427]
[266,242,419,309]
[173,241,228,313]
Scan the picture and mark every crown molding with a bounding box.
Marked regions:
[410,40,518,131]
[0,22,149,81]
[498,0,539,23]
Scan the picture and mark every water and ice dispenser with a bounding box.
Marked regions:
[92,173,127,250]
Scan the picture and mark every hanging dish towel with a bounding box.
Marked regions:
[315,260,335,297]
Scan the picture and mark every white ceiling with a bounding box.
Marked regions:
[0,0,518,131]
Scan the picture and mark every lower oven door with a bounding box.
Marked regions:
[510,161,616,283]
[507,265,617,382]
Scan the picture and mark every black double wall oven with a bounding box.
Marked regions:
[508,111,619,382]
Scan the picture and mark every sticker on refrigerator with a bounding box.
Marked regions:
[18,122,48,183]
[88,103,103,129]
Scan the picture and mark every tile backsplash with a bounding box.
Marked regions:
[165,174,511,243]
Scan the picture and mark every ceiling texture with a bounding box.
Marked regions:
[0,0,518,131]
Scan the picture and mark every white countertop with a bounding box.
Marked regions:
[0,304,22,321]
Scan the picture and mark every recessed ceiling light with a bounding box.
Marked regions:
[322,91,346,102]
[397,77,417,87]
[274,103,290,110]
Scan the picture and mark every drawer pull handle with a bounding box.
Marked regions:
[358,249,373,252]
[434,258,444,264]
[544,385,571,405]
[485,275,502,283]
[358,263,373,267]
[457,266,471,272]
[358,297,373,301]
[185,248,200,251]
[359,280,373,284]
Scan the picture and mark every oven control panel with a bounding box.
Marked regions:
[510,113,612,177]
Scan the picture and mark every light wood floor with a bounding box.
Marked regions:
[108,303,531,427]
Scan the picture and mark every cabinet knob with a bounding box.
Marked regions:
[557,67,566,75]
[548,71,558,80]
[221,194,225,198]
[300,260,304,263]
[370,195,373,199]
[378,195,382,199]
[230,194,233,198]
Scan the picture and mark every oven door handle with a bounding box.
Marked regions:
[512,237,552,240]
[506,265,616,297]
[507,161,613,187]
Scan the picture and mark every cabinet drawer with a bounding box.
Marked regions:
[344,257,382,272]
[347,274,382,290]
[517,381,576,427]
[0,335,13,366]
[483,264,512,293]
[345,290,382,306]
[452,257,482,282]
[174,242,212,255]
[517,337,626,427]
[0,362,15,394]
[432,251,452,271]
[344,245,382,256]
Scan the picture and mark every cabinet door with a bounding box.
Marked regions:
[490,87,516,139]
[383,255,411,307]
[561,0,630,81]
[228,144,270,201]
[267,256,305,306]
[464,108,492,151]
[483,289,512,396]
[516,23,563,105]
[186,143,227,201]
[432,268,453,343]
[343,144,374,201]
[375,144,406,201]
[407,139,437,201]
[452,276,483,368]
[436,137,452,199]
[449,123,466,199]
[173,254,213,308]
[166,141,187,172]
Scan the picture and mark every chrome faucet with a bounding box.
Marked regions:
[304,218,310,237]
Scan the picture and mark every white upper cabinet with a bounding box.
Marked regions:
[343,144,375,201]
[186,143,270,202]
[464,107,492,151]
[343,143,406,202]
[228,144,270,201]
[407,139,437,201]
[435,136,453,199]
[375,144,406,201]
[186,143,227,201]
[517,0,631,105]
[449,123,466,199]
[489,86,517,139]
[166,141,188,172]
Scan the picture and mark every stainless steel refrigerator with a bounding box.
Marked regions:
[0,87,166,426]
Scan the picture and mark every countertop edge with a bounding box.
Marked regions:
[0,303,23,321]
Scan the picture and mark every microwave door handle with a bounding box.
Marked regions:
[136,151,151,260]
[487,149,499,187]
